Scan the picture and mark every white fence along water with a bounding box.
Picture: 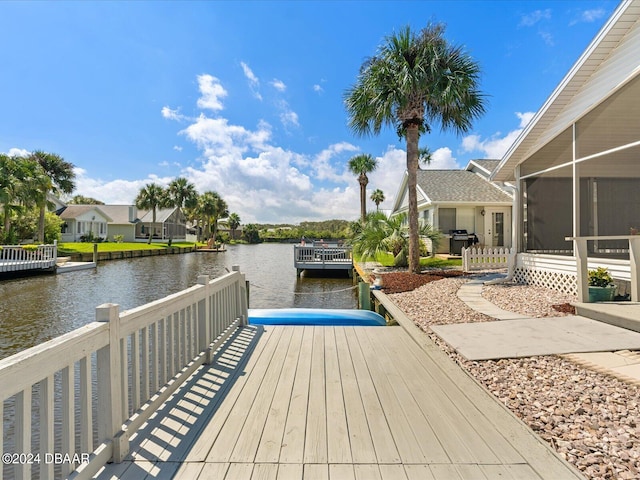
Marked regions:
[0,268,248,480]
[462,247,515,272]
[0,242,57,273]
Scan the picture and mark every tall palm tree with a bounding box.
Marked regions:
[370,189,385,211]
[166,177,197,242]
[347,153,378,223]
[0,154,23,239]
[345,23,485,273]
[135,183,166,244]
[228,212,241,240]
[29,151,76,243]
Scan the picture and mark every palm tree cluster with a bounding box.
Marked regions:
[1,151,75,244]
[345,23,485,273]
[352,211,441,268]
[135,178,238,245]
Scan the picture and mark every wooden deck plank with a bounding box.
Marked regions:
[355,327,448,463]
[371,327,503,465]
[230,327,295,462]
[329,463,356,480]
[96,323,584,480]
[276,463,304,480]
[279,327,314,463]
[343,328,401,464]
[389,309,583,479]
[184,326,279,462]
[325,327,353,464]
[353,464,382,480]
[205,326,288,462]
[254,327,305,463]
[333,327,378,464]
[303,327,328,463]
[391,327,525,465]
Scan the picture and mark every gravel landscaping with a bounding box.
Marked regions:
[386,273,640,480]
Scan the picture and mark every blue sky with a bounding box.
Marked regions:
[1,1,617,223]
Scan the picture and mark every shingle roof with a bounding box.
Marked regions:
[417,170,512,203]
[469,159,500,174]
[96,205,136,224]
[58,205,112,221]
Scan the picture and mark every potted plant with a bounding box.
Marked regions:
[588,267,617,302]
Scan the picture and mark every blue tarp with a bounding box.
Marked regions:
[248,308,386,326]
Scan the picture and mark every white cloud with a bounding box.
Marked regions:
[570,8,606,26]
[161,106,186,121]
[240,61,262,100]
[73,167,173,204]
[6,147,30,157]
[519,9,551,27]
[424,147,461,170]
[173,145,182,152]
[196,74,228,111]
[462,111,535,159]
[313,142,359,182]
[280,110,300,129]
[271,79,286,92]
[313,84,324,93]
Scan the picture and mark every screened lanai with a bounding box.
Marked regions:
[520,72,640,257]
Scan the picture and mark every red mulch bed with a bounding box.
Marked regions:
[376,270,465,294]
[552,303,576,314]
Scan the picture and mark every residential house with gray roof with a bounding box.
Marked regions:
[391,160,513,254]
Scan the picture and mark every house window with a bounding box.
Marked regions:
[438,208,456,234]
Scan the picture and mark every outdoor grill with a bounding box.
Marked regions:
[449,229,470,255]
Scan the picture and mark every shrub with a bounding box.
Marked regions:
[588,267,614,287]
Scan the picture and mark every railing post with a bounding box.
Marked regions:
[573,238,589,303]
[232,265,248,325]
[197,275,213,363]
[96,303,128,462]
[629,237,640,302]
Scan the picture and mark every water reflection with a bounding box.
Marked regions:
[0,243,356,359]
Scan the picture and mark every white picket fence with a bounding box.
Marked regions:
[0,268,248,480]
[462,247,515,272]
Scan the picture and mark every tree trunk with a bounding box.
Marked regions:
[359,175,368,223]
[405,125,421,273]
[38,206,46,243]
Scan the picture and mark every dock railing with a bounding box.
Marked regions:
[0,241,57,273]
[566,235,640,302]
[0,268,248,480]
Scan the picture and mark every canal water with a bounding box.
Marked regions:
[0,243,357,360]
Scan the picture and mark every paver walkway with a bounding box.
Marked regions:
[437,274,640,370]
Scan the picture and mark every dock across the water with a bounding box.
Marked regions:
[294,242,353,277]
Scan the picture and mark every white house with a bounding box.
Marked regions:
[391,160,513,253]
[491,0,640,297]
[58,205,111,242]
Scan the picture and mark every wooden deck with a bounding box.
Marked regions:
[95,324,582,480]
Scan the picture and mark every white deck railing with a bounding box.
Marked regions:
[294,245,352,264]
[0,242,57,273]
[462,247,515,272]
[566,235,640,302]
[0,268,248,480]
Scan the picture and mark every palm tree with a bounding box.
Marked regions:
[29,151,76,243]
[166,177,197,243]
[198,191,228,244]
[352,211,441,267]
[0,154,23,240]
[228,212,241,240]
[345,24,485,273]
[135,183,166,244]
[370,189,385,211]
[347,153,378,223]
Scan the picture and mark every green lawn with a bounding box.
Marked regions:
[57,242,199,254]
[357,251,462,269]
